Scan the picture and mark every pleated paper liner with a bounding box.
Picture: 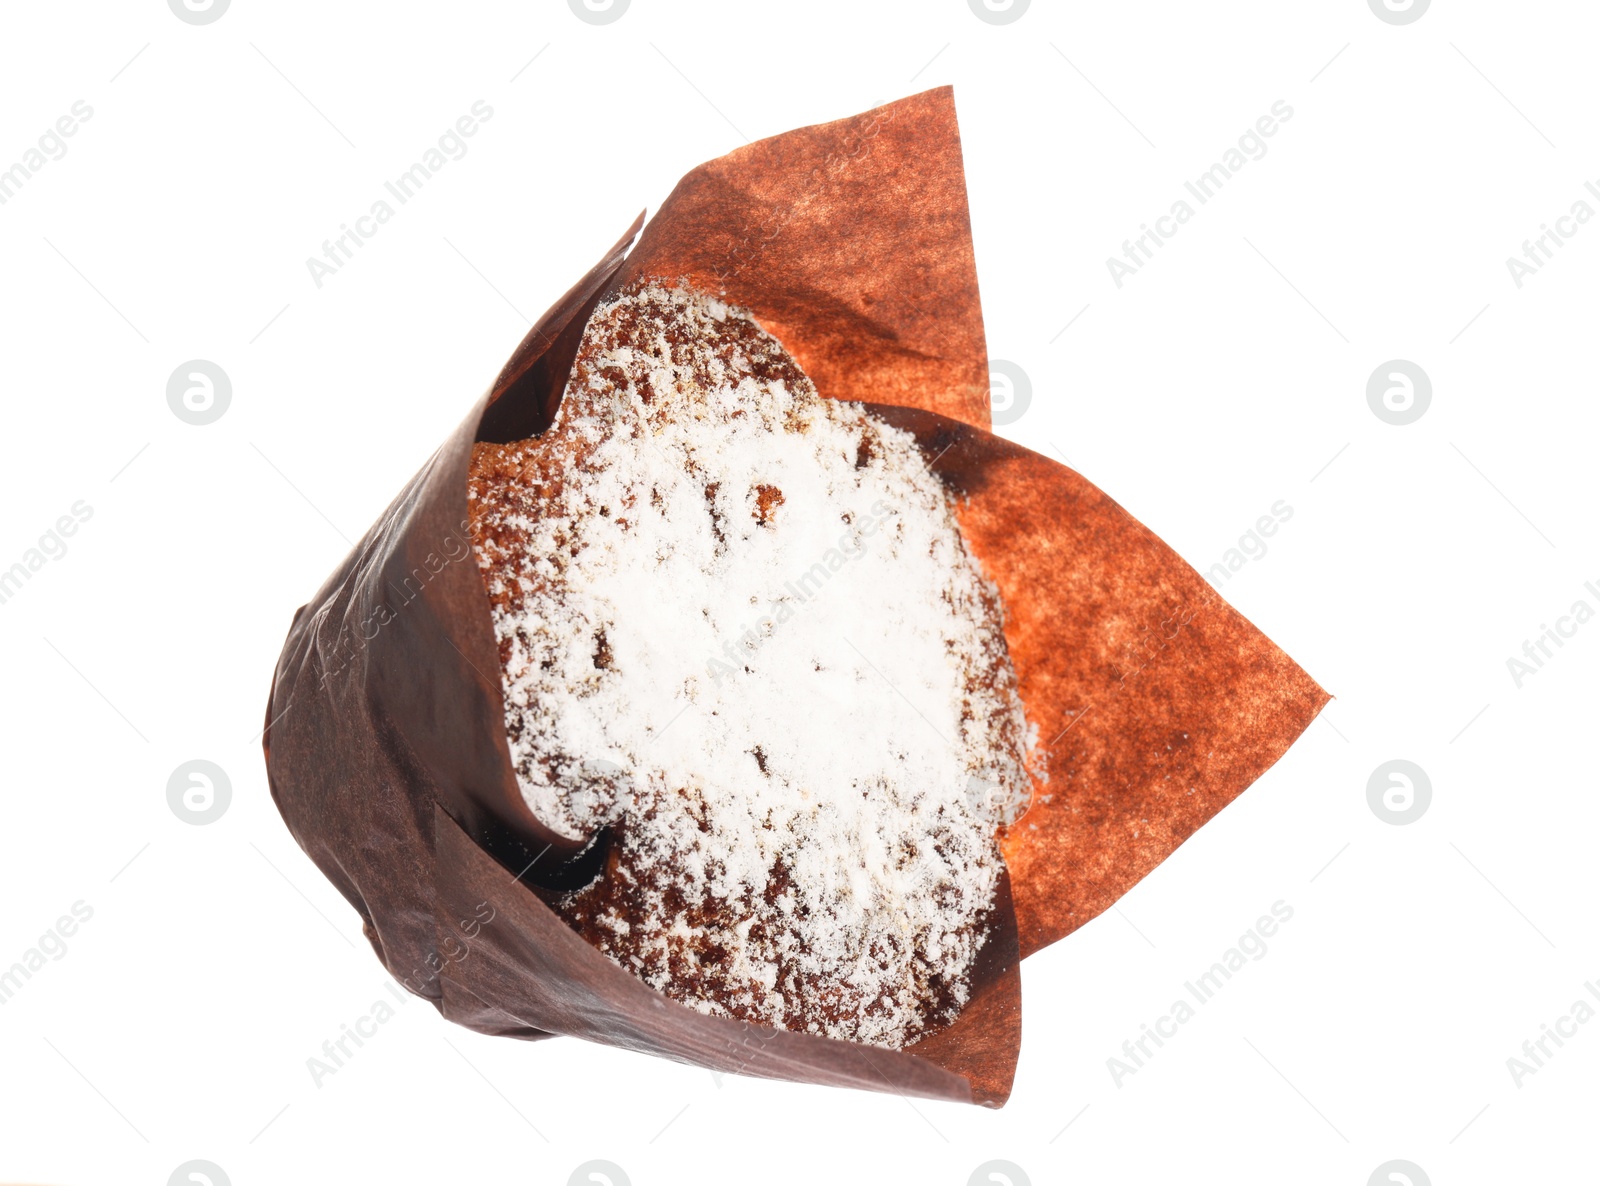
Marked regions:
[264,86,1324,1108]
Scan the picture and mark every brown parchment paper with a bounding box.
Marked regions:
[263,86,1323,1108]
[862,405,1329,957]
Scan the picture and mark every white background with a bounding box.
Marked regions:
[1,1,1595,1183]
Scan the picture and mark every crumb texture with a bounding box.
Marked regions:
[467,281,1036,1049]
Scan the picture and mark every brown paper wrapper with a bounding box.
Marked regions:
[263,86,1325,1107]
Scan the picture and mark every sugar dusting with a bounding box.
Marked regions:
[468,282,1037,1049]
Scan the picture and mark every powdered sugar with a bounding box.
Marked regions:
[468,282,1036,1049]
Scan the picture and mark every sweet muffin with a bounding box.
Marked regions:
[467,280,1038,1049]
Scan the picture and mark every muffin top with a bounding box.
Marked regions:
[467,281,1036,1049]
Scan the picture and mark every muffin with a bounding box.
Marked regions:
[467,280,1039,1049]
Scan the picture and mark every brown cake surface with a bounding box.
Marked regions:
[466,281,1038,1049]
